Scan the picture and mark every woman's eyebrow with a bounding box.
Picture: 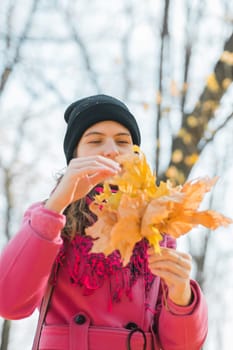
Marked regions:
[84,131,131,137]
[84,131,104,137]
[115,132,131,136]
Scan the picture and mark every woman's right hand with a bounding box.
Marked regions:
[45,156,121,213]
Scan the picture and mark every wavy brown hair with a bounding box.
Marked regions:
[62,195,96,240]
[52,174,97,240]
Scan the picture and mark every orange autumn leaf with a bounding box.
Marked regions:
[179,176,219,210]
[86,146,233,264]
[85,205,118,253]
[117,193,147,218]
[109,194,146,264]
[142,176,232,240]
[178,210,233,230]
[110,216,142,264]
[88,193,146,264]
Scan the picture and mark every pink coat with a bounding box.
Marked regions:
[0,203,208,350]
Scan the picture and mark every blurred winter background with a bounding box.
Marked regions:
[0,0,233,349]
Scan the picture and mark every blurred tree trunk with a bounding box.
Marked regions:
[154,0,170,174]
[159,32,233,184]
[0,320,11,350]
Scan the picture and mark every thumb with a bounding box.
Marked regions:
[88,171,114,188]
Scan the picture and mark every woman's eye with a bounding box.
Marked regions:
[88,140,102,144]
[117,140,130,144]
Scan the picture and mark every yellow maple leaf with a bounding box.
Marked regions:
[87,146,233,263]
[110,216,142,264]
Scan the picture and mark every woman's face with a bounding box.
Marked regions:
[76,120,133,160]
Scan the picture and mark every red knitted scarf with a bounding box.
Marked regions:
[54,235,155,302]
[54,186,155,302]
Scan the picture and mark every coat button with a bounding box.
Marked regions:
[125,322,138,330]
[74,314,86,325]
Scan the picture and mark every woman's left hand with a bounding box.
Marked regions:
[148,247,193,306]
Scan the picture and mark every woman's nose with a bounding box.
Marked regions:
[102,140,119,158]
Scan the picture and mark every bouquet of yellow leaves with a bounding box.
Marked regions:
[86,146,233,265]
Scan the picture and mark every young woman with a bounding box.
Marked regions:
[0,94,208,350]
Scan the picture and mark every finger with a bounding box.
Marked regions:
[65,166,119,187]
[148,251,190,266]
[69,164,120,182]
[148,251,192,272]
[160,247,191,261]
[148,247,191,264]
[151,269,187,285]
[69,156,121,172]
[74,168,117,190]
[87,170,118,187]
[77,170,118,194]
[149,259,191,279]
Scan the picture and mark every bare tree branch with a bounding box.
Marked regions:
[122,4,133,101]
[63,7,101,93]
[24,66,67,104]
[0,0,39,94]
[199,111,233,148]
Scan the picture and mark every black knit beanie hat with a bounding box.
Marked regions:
[63,94,141,164]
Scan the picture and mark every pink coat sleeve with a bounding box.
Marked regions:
[0,203,65,320]
[154,235,208,350]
